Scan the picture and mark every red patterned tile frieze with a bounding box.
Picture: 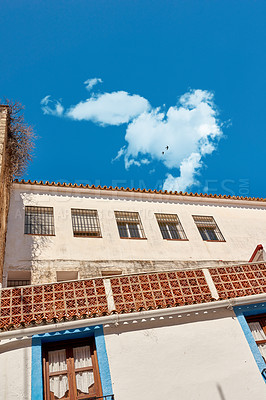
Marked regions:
[110,269,212,312]
[0,276,108,330]
[2,264,266,331]
[209,263,266,298]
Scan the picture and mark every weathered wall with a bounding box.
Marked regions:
[104,309,266,400]
[4,183,266,284]
[0,338,31,400]
[0,106,10,287]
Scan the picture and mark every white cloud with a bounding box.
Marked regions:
[163,153,202,192]
[40,95,64,116]
[122,89,222,191]
[67,91,150,125]
[41,83,223,191]
[84,78,103,91]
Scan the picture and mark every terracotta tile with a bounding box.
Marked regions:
[180,279,189,287]
[110,278,120,286]
[139,275,149,283]
[120,277,129,285]
[168,272,177,279]
[129,276,139,284]
[95,286,105,295]
[158,273,168,280]
[1,298,10,307]
[160,281,170,290]
[12,297,21,306]
[170,280,179,288]
[140,283,150,291]
[1,289,11,298]
[1,307,10,317]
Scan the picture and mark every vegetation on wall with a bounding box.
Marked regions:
[5,99,35,179]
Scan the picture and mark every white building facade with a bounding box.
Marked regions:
[3,180,266,286]
[1,179,266,399]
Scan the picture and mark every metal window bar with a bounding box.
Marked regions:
[82,396,114,400]
[7,280,30,287]
[193,215,225,241]
[71,209,102,237]
[115,211,145,238]
[155,213,187,240]
[24,206,55,235]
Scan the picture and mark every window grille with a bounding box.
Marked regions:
[71,209,102,237]
[7,279,30,287]
[24,206,55,235]
[193,215,225,241]
[155,213,187,240]
[115,211,145,239]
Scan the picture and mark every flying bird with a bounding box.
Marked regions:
[166,146,169,150]
[162,151,164,155]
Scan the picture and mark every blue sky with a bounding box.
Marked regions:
[1,0,266,197]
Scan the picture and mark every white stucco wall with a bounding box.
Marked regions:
[4,183,266,283]
[0,338,31,400]
[104,309,266,400]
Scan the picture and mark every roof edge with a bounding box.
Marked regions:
[12,179,266,203]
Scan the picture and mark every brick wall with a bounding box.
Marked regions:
[0,106,10,287]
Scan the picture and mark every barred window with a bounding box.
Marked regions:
[115,211,145,239]
[71,209,101,237]
[7,271,31,287]
[7,279,30,287]
[155,213,187,240]
[193,215,225,241]
[25,206,55,235]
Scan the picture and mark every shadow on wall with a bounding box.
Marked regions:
[4,190,53,285]
[217,384,226,400]
[0,338,31,400]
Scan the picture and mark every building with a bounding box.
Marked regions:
[1,106,266,399]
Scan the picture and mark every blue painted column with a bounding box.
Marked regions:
[31,337,43,400]
[94,326,113,397]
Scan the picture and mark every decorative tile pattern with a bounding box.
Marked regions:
[0,279,108,330]
[110,270,212,313]
[2,263,266,332]
[209,264,266,299]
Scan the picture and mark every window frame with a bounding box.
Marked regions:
[234,304,266,380]
[192,215,225,242]
[24,206,55,236]
[71,209,102,238]
[114,211,146,240]
[42,337,102,400]
[155,213,188,241]
[246,314,266,363]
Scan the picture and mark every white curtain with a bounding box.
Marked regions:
[248,322,266,361]
[74,346,94,394]
[48,349,69,399]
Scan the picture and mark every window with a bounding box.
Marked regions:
[101,270,122,277]
[7,279,30,287]
[7,271,31,287]
[246,315,266,363]
[155,213,187,240]
[56,271,79,282]
[115,211,145,239]
[25,206,55,235]
[71,209,101,237]
[193,215,225,241]
[43,338,102,400]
